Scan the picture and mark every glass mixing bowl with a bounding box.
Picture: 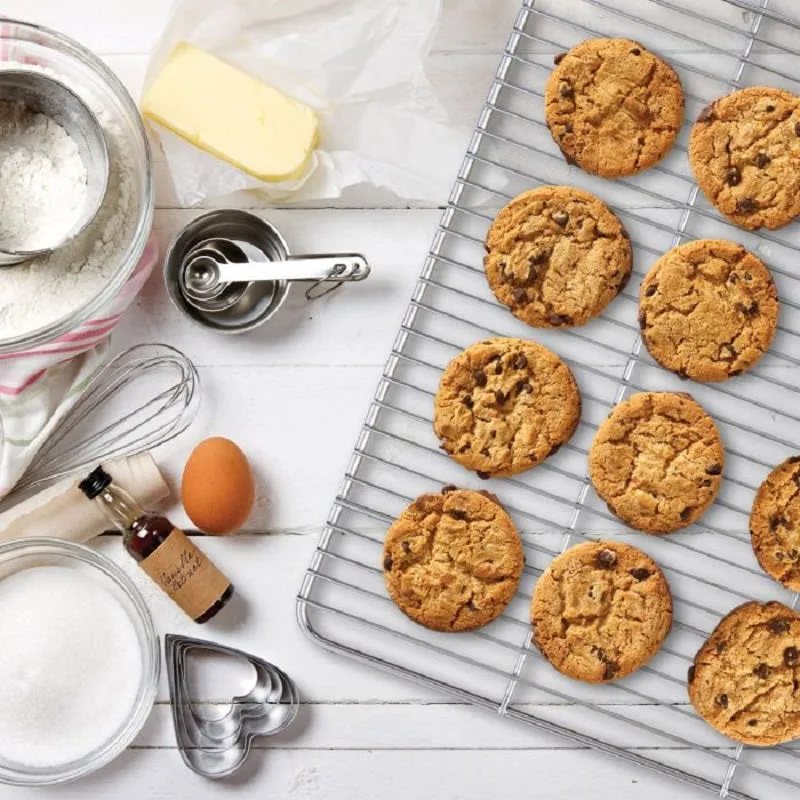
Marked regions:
[0,20,153,354]
[0,538,160,786]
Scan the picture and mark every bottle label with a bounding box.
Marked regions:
[140,528,231,620]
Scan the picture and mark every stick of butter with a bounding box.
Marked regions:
[142,43,319,183]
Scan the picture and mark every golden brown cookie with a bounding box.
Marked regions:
[688,601,800,746]
[531,541,672,682]
[689,87,800,230]
[433,338,581,478]
[750,456,800,591]
[588,392,724,534]
[639,239,779,382]
[484,186,632,328]
[382,488,524,632]
[545,38,684,178]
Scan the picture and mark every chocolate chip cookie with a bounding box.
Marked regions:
[750,456,800,591]
[639,239,779,382]
[689,87,800,230]
[531,541,673,683]
[545,38,684,177]
[689,601,800,746]
[382,487,524,632]
[484,186,633,328]
[589,392,724,534]
[433,338,581,478]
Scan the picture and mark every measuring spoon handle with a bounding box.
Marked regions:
[214,254,369,284]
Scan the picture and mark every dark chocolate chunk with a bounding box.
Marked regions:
[795,121,800,136]
[753,662,770,679]
[516,380,532,394]
[477,470,490,480]
[726,167,742,186]
[755,151,771,168]
[512,287,528,305]
[766,104,776,112]
[548,313,571,326]
[717,694,729,708]
[383,555,393,571]
[769,618,790,634]
[718,343,737,361]
[465,598,476,611]
[630,47,641,55]
[552,210,569,226]
[462,395,474,409]
[401,540,411,553]
[494,390,507,405]
[595,548,617,568]
[548,443,561,458]
[715,640,726,654]
[705,464,723,475]
[677,368,689,381]
[770,515,787,531]
[494,360,503,375]
[630,567,651,581]
[736,198,758,214]
[688,665,696,683]
[441,484,457,494]
[474,369,487,387]
[450,509,468,521]
[785,647,799,666]
[603,661,619,681]
[644,284,657,297]
[513,353,528,370]
[559,83,574,99]
[680,506,693,521]
[736,300,759,317]
[638,311,647,329]
[701,479,712,487]
[554,52,567,65]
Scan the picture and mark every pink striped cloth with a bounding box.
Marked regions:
[0,237,159,498]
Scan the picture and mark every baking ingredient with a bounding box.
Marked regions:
[0,453,169,544]
[0,566,142,768]
[0,99,88,253]
[0,64,139,339]
[142,43,319,182]
[80,466,234,623]
[182,437,255,535]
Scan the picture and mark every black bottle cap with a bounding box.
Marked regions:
[78,466,112,500]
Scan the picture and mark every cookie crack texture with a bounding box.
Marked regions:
[639,239,779,382]
[484,185,633,328]
[531,541,673,683]
[545,38,684,177]
[751,457,800,592]
[589,392,724,534]
[689,87,800,230]
[433,338,581,478]
[383,489,524,633]
[689,601,800,746]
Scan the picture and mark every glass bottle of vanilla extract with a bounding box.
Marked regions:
[79,466,233,623]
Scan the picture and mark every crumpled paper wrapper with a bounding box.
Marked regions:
[144,0,466,206]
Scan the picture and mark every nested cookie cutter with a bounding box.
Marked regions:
[165,634,299,779]
[164,209,370,333]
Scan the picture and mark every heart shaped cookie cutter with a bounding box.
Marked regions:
[165,634,299,778]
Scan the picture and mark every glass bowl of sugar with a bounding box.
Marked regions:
[0,538,159,785]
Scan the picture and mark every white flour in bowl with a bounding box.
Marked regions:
[0,69,138,340]
[0,99,88,253]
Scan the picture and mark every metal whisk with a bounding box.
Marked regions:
[9,343,199,500]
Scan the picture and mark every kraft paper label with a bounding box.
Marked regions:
[140,528,231,620]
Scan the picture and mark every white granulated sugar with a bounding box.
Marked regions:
[0,99,88,253]
[0,566,142,768]
[0,66,138,340]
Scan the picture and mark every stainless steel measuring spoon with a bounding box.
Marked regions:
[180,237,369,314]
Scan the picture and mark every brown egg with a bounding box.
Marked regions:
[181,437,255,534]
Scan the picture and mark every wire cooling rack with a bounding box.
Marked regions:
[297,1,800,797]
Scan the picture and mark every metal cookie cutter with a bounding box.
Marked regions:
[164,209,370,333]
[165,634,299,779]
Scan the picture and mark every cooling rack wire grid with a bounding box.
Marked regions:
[298,1,800,797]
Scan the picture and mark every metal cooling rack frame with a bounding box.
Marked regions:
[297,1,800,797]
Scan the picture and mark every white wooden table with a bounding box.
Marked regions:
[2,2,725,797]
